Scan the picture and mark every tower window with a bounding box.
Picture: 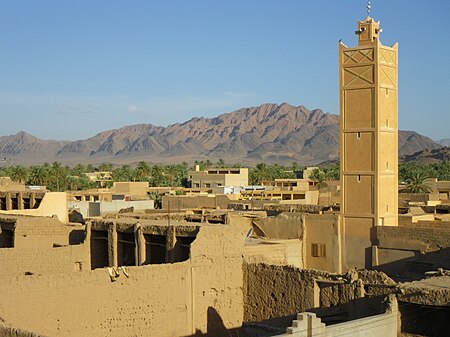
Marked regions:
[357,175,361,182]
[357,132,361,139]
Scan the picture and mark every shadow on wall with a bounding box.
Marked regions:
[69,228,86,245]
[183,307,245,337]
[400,302,450,337]
[372,245,450,281]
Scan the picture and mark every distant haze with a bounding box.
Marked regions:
[0,103,441,166]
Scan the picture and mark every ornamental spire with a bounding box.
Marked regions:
[367,1,372,16]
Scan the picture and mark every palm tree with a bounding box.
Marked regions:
[28,165,49,186]
[148,191,162,209]
[112,165,134,182]
[10,165,28,184]
[49,162,68,191]
[402,170,431,193]
[324,162,340,181]
[135,161,151,181]
[70,164,86,177]
[98,163,113,172]
[149,165,166,187]
[164,165,179,186]
[309,168,328,190]
[250,163,271,185]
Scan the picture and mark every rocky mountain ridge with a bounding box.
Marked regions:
[400,146,450,163]
[0,103,442,165]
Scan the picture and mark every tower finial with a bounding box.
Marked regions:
[367,0,372,16]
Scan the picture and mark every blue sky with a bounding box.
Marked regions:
[0,1,449,141]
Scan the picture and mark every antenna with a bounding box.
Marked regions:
[367,0,372,16]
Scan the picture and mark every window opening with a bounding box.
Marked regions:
[90,230,109,269]
[311,243,326,257]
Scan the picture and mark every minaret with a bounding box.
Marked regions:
[339,17,398,268]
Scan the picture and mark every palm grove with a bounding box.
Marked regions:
[0,160,449,194]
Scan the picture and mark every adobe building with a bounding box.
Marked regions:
[188,167,249,189]
[340,16,399,270]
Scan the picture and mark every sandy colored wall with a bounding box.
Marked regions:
[0,216,83,249]
[110,182,149,198]
[99,200,154,214]
[244,263,395,325]
[252,213,342,273]
[375,226,450,252]
[373,225,450,276]
[224,170,248,187]
[162,195,230,210]
[304,214,342,273]
[0,244,88,278]
[0,192,68,223]
[69,200,155,218]
[244,240,303,268]
[341,217,373,271]
[0,224,244,337]
[243,263,366,322]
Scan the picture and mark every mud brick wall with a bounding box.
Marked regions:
[0,244,88,278]
[374,226,450,251]
[0,224,244,337]
[243,263,364,322]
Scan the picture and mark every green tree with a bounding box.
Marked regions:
[10,165,28,184]
[401,169,431,193]
[112,165,134,182]
[148,191,162,209]
[48,162,68,191]
[250,163,271,185]
[28,165,49,186]
[135,161,151,181]
[98,163,113,172]
[164,165,181,186]
[70,164,86,177]
[216,158,225,168]
[323,161,340,181]
[309,168,328,190]
[149,165,167,187]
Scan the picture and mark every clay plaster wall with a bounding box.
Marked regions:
[0,216,83,249]
[0,192,68,223]
[252,213,342,273]
[304,214,341,273]
[373,225,450,276]
[162,195,231,210]
[0,224,244,337]
[68,200,154,218]
[375,226,450,252]
[110,182,149,198]
[244,239,303,268]
[0,244,88,279]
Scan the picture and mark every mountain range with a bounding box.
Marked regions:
[0,103,443,166]
[437,138,450,147]
[400,146,450,163]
